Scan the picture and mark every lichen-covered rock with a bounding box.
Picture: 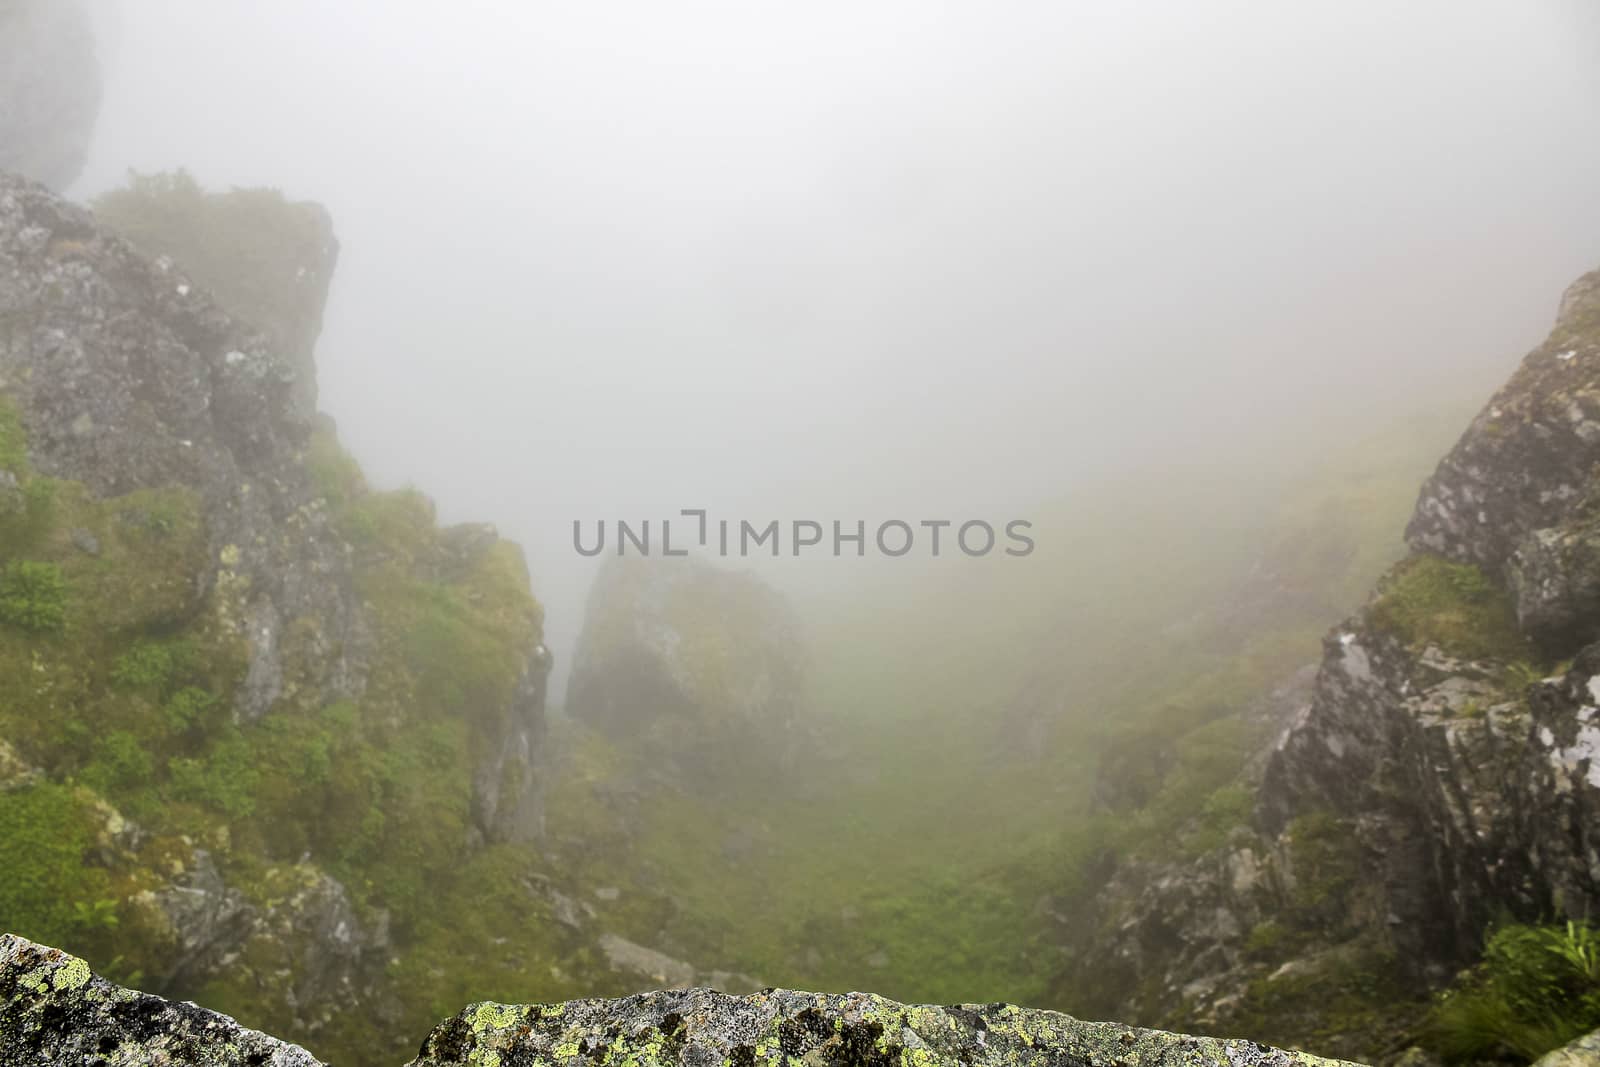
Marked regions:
[566,557,808,788]
[0,934,323,1066]
[0,0,101,191]
[410,987,1361,1067]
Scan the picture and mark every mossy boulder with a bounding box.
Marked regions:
[566,557,808,791]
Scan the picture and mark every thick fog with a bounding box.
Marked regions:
[75,1,1600,677]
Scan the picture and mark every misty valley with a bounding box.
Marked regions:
[2,3,1600,1067]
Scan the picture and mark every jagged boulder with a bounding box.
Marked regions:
[0,0,101,191]
[0,935,323,1066]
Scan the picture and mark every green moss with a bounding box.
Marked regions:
[0,783,115,949]
[1366,555,1532,661]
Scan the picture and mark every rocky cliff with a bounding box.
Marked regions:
[1049,269,1600,1060]
[0,168,559,1062]
[0,934,1362,1067]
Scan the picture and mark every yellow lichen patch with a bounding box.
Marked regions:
[51,954,91,992]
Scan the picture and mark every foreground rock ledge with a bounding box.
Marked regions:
[0,935,1360,1067]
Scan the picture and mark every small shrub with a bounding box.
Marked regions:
[163,687,221,735]
[82,731,155,793]
[168,732,260,818]
[112,642,182,689]
[0,559,66,632]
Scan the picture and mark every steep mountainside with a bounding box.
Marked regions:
[0,170,722,1066]
[1049,269,1600,1061]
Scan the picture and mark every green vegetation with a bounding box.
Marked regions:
[1367,554,1532,661]
[1429,921,1600,1063]
[0,783,114,949]
[0,559,66,631]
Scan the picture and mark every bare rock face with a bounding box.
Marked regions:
[0,0,101,191]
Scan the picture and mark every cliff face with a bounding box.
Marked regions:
[1051,270,1600,1058]
[0,934,1363,1067]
